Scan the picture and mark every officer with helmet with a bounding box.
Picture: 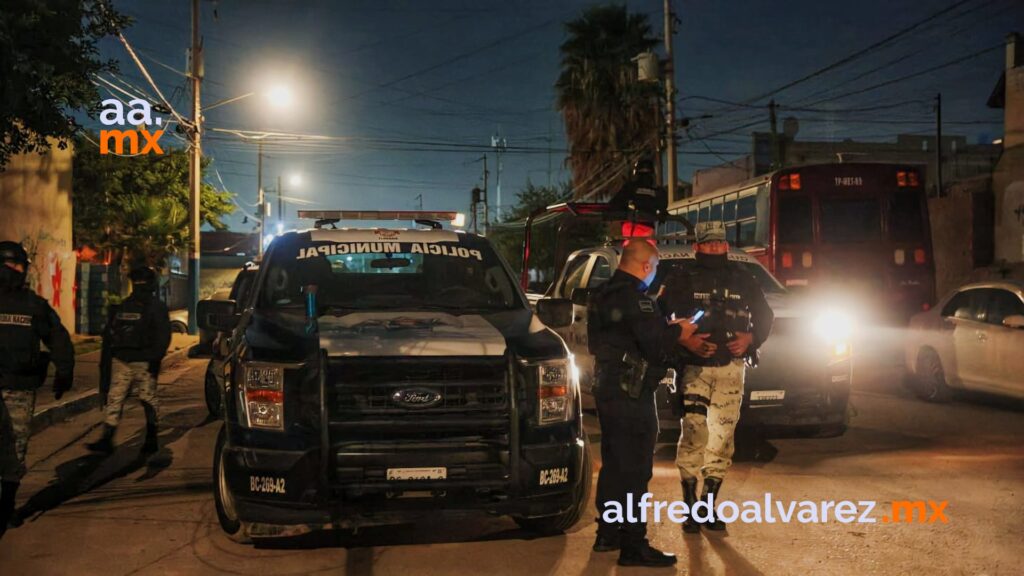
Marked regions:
[0,241,74,538]
[88,266,171,454]
[660,221,773,533]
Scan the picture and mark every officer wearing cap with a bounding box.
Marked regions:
[88,266,170,454]
[587,240,697,567]
[660,221,773,533]
[0,241,74,539]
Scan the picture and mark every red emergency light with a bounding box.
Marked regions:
[621,221,655,238]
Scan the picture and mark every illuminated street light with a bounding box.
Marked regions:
[265,84,294,109]
[289,173,303,187]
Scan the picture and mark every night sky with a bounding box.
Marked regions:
[84,0,1019,232]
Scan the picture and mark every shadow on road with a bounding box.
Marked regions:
[15,407,196,524]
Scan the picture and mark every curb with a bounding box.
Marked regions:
[29,345,195,434]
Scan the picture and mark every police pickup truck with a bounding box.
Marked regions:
[197,211,590,542]
[536,242,852,437]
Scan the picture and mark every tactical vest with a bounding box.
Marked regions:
[671,265,753,365]
[0,291,44,379]
[108,298,153,351]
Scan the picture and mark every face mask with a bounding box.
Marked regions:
[696,252,728,269]
[0,265,25,290]
[642,270,657,290]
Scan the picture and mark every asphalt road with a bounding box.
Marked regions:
[1,353,1022,575]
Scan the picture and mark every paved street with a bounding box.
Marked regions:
[1,352,1022,575]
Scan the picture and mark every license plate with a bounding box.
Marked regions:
[751,390,785,402]
[386,467,447,481]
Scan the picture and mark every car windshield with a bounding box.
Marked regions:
[258,238,523,312]
[653,258,786,295]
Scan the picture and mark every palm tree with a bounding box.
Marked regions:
[556,5,661,199]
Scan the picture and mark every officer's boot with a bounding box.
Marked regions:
[142,402,159,453]
[681,477,701,534]
[0,480,19,538]
[86,424,116,453]
[701,476,726,531]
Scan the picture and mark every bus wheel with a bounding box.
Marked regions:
[214,426,252,544]
[914,348,952,403]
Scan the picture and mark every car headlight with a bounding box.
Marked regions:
[813,309,854,343]
[536,358,577,426]
[241,363,285,430]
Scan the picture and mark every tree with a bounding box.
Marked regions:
[72,133,234,268]
[0,0,130,168]
[555,5,661,199]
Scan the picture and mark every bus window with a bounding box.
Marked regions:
[821,198,881,243]
[737,194,757,219]
[710,198,723,221]
[723,194,737,221]
[699,202,710,222]
[889,190,925,242]
[778,196,813,244]
[687,209,698,225]
[737,220,757,247]
[726,223,738,243]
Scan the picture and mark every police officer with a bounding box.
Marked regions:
[587,240,696,567]
[88,266,170,454]
[660,221,773,532]
[0,241,74,538]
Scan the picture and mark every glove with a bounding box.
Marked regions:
[147,360,161,378]
[53,373,73,400]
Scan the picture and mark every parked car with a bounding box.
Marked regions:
[198,215,590,542]
[904,280,1024,402]
[203,264,259,417]
[537,242,854,437]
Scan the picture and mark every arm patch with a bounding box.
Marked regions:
[638,299,655,313]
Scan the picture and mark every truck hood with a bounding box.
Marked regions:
[318,312,507,357]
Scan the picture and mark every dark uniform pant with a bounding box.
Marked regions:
[594,385,658,547]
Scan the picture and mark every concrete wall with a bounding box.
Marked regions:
[994,60,1024,264]
[927,177,993,297]
[0,143,76,332]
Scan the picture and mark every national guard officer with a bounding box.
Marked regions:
[660,221,773,532]
[587,240,696,567]
[0,241,74,538]
[87,266,171,454]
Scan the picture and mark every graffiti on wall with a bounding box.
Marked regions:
[18,230,71,310]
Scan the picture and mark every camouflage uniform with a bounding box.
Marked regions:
[0,390,36,480]
[675,360,745,480]
[104,359,158,428]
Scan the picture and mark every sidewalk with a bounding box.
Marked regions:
[29,333,199,433]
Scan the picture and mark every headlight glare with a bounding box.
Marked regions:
[813,309,854,342]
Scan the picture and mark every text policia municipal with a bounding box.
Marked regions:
[296,242,483,261]
[603,493,950,525]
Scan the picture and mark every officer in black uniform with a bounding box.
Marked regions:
[660,221,773,533]
[0,241,74,538]
[88,266,170,454]
[587,240,696,567]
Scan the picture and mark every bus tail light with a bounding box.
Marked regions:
[895,249,906,265]
[779,176,790,190]
[802,251,813,268]
[908,171,920,186]
[897,171,908,187]
[781,251,794,268]
[914,249,926,265]
[790,173,802,190]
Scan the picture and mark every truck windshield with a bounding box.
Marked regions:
[259,240,522,311]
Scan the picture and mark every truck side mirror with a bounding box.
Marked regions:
[537,298,573,328]
[1002,314,1024,329]
[570,287,591,306]
[197,299,238,332]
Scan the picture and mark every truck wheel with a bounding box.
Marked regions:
[514,437,593,534]
[213,426,251,544]
[204,364,223,418]
[913,348,952,403]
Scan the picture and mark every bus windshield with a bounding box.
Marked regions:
[819,197,881,244]
[889,190,926,242]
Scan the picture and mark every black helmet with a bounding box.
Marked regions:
[0,241,29,267]
[129,266,158,287]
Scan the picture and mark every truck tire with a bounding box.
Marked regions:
[913,348,952,403]
[204,362,223,418]
[214,425,252,544]
[514,437,593,534]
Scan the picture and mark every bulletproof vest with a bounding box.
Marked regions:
[108,297,153,350]
[675,265,753,364]
[0,289,43,376]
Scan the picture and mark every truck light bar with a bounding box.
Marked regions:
[297,210,459,221]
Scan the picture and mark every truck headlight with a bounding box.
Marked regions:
[536,358,576,426]
[241,363,285,430]
[813,309,854,343]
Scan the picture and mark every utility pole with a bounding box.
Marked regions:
[491,135,505,221]
[935,93,943,197]
[415,194,423,210]
[257,141,265,258]
[277,174,284,228]
[482,154,490,230]
[187,0,202,334]
[663,0,678,202]
[769,99,781,171]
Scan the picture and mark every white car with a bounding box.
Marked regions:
[904,280,1024,401]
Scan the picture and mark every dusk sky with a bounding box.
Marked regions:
[85,0,1019,232]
